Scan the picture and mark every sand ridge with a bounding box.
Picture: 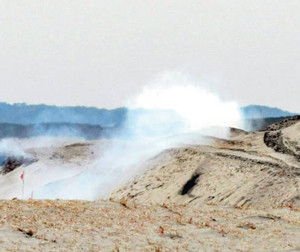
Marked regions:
[111,121,300,208]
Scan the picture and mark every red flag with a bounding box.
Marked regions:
[20,172,24,180]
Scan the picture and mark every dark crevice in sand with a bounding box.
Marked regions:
[180,173,200,195]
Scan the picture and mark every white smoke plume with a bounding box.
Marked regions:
[126,73,242,140]
[0,73,243,200]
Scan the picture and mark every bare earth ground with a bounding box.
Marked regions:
[1,117,300,251]
[1,199,300,251]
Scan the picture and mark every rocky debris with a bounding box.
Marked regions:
[1,156,37,175]
[261,116,300,162]
[262,115,300,131]
[264,131,300,161]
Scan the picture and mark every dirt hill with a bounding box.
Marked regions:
[111,117,300,208]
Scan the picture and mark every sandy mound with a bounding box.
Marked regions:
[111,119,300,208]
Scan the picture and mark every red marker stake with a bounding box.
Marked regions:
[20,171,25,200]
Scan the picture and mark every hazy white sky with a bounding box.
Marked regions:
[1,1,300,111]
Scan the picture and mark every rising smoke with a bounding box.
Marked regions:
[0,73,243,200]
[126,73,242,140]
